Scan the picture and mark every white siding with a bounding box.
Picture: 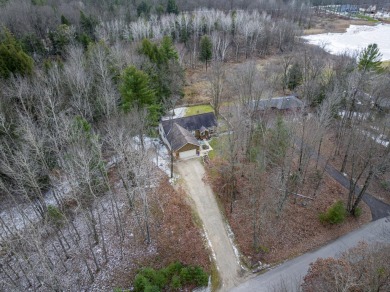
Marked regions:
[179,149,197,159]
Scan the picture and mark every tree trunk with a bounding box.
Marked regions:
[351,169,374,215]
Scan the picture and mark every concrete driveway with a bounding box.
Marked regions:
[177,159,243,291]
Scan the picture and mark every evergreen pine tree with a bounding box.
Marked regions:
[166,0,179,14]
[287,63,302,90]
[0,29,34,78]
[199,35,212,71]
[120,66,156,112]
[358,43,383,73]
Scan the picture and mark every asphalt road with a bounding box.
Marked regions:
[230,216,390,292]
[324,163,390,220]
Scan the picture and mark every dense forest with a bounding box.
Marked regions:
[0,0,390,291]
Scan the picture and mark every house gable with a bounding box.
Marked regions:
[166,123,200,152]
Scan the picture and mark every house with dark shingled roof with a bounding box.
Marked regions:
[159,112,217,159]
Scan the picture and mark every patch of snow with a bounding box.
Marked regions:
[202,225,218,263]
[338,110,369,120]
[161,107,188,121]
[302,24,390,61]
[132,136,180,181]
[362,130,389,147]
[226,223,248,271]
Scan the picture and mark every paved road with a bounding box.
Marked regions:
[293,136,390,220]
[177,159,243,291]
[230,216,390,292]
[325,164,390,220]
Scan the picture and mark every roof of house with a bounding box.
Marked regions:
[249,96,304,111]
[161,112,217,135]
[166,123,200,151]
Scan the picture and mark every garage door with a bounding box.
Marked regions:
[179,149,197,159]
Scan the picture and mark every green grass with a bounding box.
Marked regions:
[208,135,231,160]
[210,262,220,291]
[185,104,214,117]
[355,14,378,22]
[208,138,221,160]
[381,61,390,72]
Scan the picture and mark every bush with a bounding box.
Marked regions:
[132,263,208,292]
[191,266,208,286]
[352,206,362,217]
[179,267,191,283]
[380,180,390,190]
[144,286,159,292]
[134,274,150,292]
[164,261,183,278]
[47,205,65,227]
[170,275,181,289]
[319,201,346,224]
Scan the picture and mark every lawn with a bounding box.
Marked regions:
[208,138,219,160]
[354,14,378,22]
[185,104,214,117]
[382,60,390,72]
[208,135,230,160]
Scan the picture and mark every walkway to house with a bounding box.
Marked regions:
[177,159,244,291]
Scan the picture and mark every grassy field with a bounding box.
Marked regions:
[208,138,219,160]
[354,14,379,22]
[382,60,390,71]
[208,135,230,160]
[185,104,214,117]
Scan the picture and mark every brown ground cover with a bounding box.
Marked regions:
[205,154,371,268]
[317,130,390,205]
[304,15,376,35]
[100,179,211,289]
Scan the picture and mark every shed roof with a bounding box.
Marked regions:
[166,123,200,151]
[161,112,217,135]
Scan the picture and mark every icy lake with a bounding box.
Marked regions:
[302,23,390,61]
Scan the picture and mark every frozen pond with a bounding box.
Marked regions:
[302,23,390,61]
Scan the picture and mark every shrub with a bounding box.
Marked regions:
[134,274,150,292]
[133,263,208,291]
[352,207,362,218]
[144,286,159,292]
[179,267,191,283]
[380,180,390,190]
[191,266,208,286]
[319,201,346,224]
[47,205,65,227]
[164,261,183,278]
[170,275,181,289]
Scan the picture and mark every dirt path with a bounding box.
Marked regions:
[177,159,244,291]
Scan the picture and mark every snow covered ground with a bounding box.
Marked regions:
[362,130,389,147]
[161,107,188,121]
[338,110,370,120]
[302,23,390,61]
[132,136,179,184]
